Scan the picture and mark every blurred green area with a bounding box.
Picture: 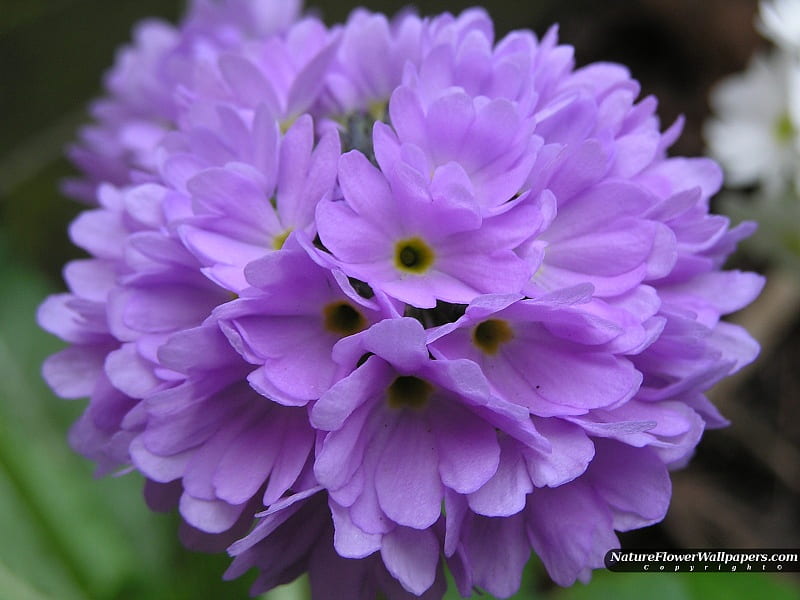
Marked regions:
[1,0,799,599]
[0,239,263,599]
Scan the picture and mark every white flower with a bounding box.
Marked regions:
[759,0,800,55]
[705,50,800,194]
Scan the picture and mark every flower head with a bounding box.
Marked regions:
[41,2,763,598]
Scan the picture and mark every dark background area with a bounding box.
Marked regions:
[2,1,798,599]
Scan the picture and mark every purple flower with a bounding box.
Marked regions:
[216,245,394,405]
[311,318,545,532]
[316,150,543,307]
[447,439,670,593]
[318,9,423,116]
[177,112,340,292]
[66,0,302,202]
[131,322,316,534]
[40,3,765,598]
[225,490,449,598]
[428,291,643,417]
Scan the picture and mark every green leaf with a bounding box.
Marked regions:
[263,576,311,600]
[0,241,165,598]
[553,569,800,600]
[553,572,688,600]
[682,572,800,600]
[0,558,63,600]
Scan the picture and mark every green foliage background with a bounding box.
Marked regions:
[1,1,798,599]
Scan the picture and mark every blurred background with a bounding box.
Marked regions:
[1,0,799,598]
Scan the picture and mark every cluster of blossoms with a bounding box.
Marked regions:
[40,0,763,597]
[706,0,800,265]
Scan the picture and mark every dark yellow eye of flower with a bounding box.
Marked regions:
[272,229,292,250]
[472,319,514,355]
[323,301,367,336]
[394,237,435,273]
[387,375,433,409]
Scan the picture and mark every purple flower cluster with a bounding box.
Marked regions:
[40,1,764,597]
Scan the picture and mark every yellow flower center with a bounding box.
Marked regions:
[394,237,435,274]
[272,228,292,250]
[472,319,514,355]
[387,375,433,410]
[322,301,367,336]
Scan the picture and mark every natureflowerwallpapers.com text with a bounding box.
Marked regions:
[605,549,800,573]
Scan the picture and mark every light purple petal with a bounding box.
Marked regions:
[380,527,439,596]
[375,416,443,529]
[330,500,382,559]
[179,493,246,534]
[525,417,595,487]
[42,346,106,399]
[467,436,532,517]
[431,401,499,494]
[587,440,671,530]
[526,481,618,586]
